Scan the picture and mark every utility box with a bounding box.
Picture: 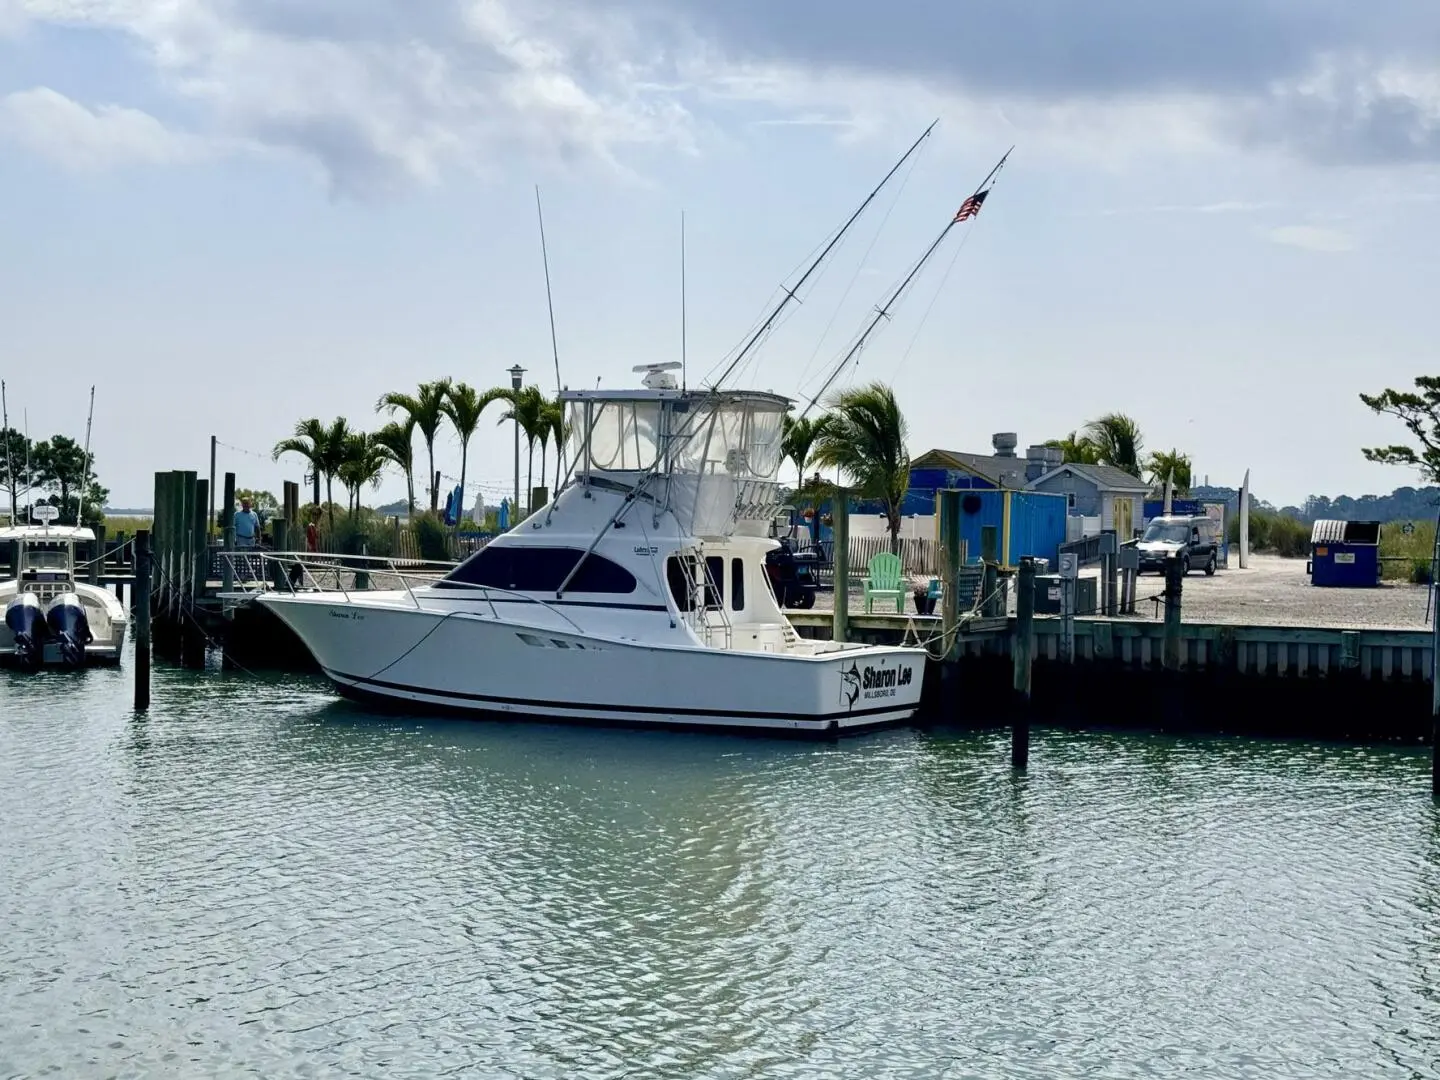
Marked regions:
[1034,573,1097,615]
[1308,520,1381,588]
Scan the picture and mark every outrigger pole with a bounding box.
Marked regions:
[707,118,939,392]
[797,146,1014,419]
[552,120,940,601]
[75,386,96,526]
[1,380,12,525]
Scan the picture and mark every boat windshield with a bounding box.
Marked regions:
[579,401,663,473]
[1142,523,1191,544]
[22,547,71,570]
[565,394,785,482]
[674,399,785,481]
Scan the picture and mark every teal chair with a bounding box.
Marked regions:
[863,551,906,613]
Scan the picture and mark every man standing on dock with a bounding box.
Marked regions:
[234,497,260,549]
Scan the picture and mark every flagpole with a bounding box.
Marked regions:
[798,146,1014,418]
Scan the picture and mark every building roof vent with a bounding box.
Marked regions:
[991,432,1018,458]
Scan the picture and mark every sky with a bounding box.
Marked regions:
[2,0,1439,511]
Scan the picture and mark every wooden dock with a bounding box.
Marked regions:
[116,470,1437,744]
[789,610,1432,683]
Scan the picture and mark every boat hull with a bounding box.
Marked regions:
[259,594,926,734]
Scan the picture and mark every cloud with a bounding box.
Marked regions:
[631,0,1440,166]
[1265,224,1355,252]
[0,0,27,36]
[10,0,697,198]
[1100,201,1276,217]
[6,0,1440,195]
[0,87,199,168]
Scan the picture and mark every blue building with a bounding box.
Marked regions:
[906,436,1069,569]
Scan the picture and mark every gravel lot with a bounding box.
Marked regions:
[813,554,1430,630]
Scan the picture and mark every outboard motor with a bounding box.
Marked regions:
[5,592,45,671]
[44,592,93,669]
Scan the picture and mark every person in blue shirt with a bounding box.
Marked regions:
[234,497,260,548]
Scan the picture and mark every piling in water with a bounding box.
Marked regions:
[832,489,849,645]
[1012,556,1035,770]
[134,529,151,711]
[1163,559,1184,672]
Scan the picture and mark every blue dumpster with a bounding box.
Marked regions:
[1308,520,1381,587]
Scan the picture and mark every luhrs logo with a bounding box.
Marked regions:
[840,661,914,709]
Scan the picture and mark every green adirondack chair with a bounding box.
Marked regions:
[862,551,906,613]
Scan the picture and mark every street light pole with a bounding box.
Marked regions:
[509,364,525,521]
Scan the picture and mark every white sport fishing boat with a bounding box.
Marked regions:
[257,364,927,733]
[1,521,128,670]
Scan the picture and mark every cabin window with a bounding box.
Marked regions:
[704,556,724,610]
[731,557,745,611]
[439,546,638,594]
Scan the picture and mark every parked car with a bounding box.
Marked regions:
[1136,514,1219,575]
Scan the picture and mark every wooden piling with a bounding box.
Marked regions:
[1431,525,1440,795]
[181,477,209,669]
[88,523,105,586]
[271,519,290,592]
[1163,558,1184,671]
[939,490,962,661]
[1012,556,1036,770]
[222,472,236,541]
[979,523,1000,618]
[179,470,197,612]
[1102,551,1118,616]
[831,489,850,645]
[151,472,167,616]
[134,529,152,711]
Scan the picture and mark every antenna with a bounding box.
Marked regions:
[22,407,30,522]
[681,209,688,391]
[76,386,95,526]
[1,380,11,525]
[535,185,563,399]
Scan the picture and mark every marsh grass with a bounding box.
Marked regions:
[1379,519,1437,583]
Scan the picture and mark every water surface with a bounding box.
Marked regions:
[3,650,1440,1078]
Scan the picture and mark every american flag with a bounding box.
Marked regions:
[954,189,988,222]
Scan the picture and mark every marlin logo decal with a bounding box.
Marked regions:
[839,662,861,710]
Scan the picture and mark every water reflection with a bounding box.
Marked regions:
[2,658,1440,1077]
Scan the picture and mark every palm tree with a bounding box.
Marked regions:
[1146,448,1193,496]
[371,419,417,515]
[337,432,388,513]
[273,416,349,528]
[1045,430,1102,466]
[492,385,548,513]
[781,413,830,493]
[535,397,569,498]
[548,400,571,493]
[376,378,452,513]
[440,382,487,525]
[812,382,911,554]
[1083,413,1145,477]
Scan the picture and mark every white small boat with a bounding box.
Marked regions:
[256,365,927,734]
[0,524,127,669]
